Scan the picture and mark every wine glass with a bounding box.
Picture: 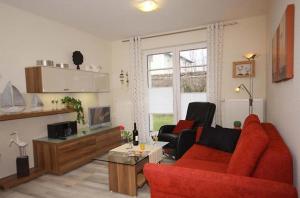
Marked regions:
[121,131,133,149]
[151,134,158,146]
[55,99,59,109]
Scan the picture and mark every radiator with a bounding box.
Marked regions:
[221,98,265,128]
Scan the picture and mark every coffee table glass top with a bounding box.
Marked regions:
[95,150,149,165]
[94,141,168,165]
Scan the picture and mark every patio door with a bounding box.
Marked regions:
[145,43,208,132]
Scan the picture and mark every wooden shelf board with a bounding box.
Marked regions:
[0,108,75,121]
[137,173,146,188]
[0,168,46,190]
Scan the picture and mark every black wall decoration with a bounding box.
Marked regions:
[72,51,84,70]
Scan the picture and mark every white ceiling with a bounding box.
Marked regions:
[0,0,268,40]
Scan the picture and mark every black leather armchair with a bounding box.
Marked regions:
[158,102,216,160]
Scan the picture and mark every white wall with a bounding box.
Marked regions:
[266,0,300,189]
[0,3,111,179]
[111,15,267,130]
[222,16,267,100]
[222,16,267,127]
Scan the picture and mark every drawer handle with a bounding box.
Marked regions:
[64,88,69,91]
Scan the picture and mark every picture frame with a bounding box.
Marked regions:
[272,4,294,82]
[232,60,255,78]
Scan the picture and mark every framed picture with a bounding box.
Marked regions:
[272,4,294,82]
[232,60,255,78]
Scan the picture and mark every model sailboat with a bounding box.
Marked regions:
[1,82,26,113]
[31,94,44,111]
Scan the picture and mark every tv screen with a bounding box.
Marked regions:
[88,106,111,129]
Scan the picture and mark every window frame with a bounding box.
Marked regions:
[143,42,207,131]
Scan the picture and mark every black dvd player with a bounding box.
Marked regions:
[47,121,77,139]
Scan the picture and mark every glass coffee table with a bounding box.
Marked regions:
[94,142,168,196]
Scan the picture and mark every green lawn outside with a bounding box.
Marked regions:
[152,114,174,131]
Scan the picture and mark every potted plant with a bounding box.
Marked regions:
[233,121,242,129]
[61,96,85,124]
[120,125,133,149]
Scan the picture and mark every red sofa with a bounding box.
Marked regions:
[144,115,298,198]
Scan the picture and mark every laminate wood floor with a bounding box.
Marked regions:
[0,158,174,198]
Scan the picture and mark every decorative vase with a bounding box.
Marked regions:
[126,138,133,149]
[234,121,242,129]
[16,156,29,178]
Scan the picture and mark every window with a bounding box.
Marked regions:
[146,43,207,131]
[148,53,174,131]
[179,48,207,119]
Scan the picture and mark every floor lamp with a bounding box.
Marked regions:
[235,84,253,114]
[235,53,256,115]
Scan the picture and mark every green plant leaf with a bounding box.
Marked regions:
[61,96,85,124]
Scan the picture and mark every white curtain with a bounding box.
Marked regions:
[129,37,149,143]
[207,23,224,125]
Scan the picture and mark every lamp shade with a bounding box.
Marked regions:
[244,53,256,60]
[235,87,241,93]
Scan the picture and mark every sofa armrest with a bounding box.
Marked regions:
[144,164,297,198]
[175,129,195,160]
[158,125,176,135]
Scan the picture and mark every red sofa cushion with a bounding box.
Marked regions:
[227,122,269,176]
[252,123,293,184]
[176,159,228,173]
[181,144,232,164]
[243,114,260,130]
[195,127,203,142]
[173,120,194,134]
[235,114,260,148]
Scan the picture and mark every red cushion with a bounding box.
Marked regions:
[243,114,260,130]
[173,120,194,134]
[252,123,293,184]
[176,159,228,173]
[195,127,203,142]
[181,144,232,164]
[227,122,269,176]
[237,114,261,147]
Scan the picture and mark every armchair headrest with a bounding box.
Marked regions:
[185,102,216,127]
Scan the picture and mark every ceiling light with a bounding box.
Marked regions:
[138,0,158,12]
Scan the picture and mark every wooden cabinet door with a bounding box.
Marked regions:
[70,71,94,92]
[93,73,110,92]
[63,69,81,92]
[56,136,96,174]
[41,67,68,92]
[95,129,122,156]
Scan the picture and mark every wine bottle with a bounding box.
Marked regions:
[132,122,139,146]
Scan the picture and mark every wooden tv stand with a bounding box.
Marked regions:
[33,126,122,175]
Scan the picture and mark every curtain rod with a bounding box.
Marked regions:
[122,22,238,42]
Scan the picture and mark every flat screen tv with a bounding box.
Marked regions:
[88,106,111,129]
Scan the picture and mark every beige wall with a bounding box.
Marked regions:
[0,3,111,178]
[111,15,267,130]
[222,16,266,100]
[266,0,300,189]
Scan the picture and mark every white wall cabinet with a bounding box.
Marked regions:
[25,66,109,93]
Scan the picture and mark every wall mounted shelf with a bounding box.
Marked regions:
[25,66,110,93]
[0,108,75,121]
